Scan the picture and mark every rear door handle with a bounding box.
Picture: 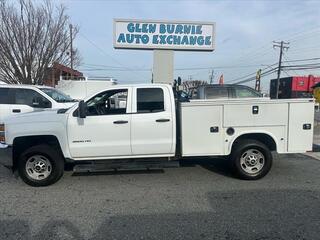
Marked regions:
[156,119,170,122]
[12,109,21,113]
[113,120,128,124]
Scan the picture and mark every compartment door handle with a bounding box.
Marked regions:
[156,119,170,122]
[113,120,128,124]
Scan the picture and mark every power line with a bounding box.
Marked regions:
[78,32,148,80]
[234,67,278,85]
[283,54,299,75]
[228,63,277,83]
[233,63,320,85]
[282,65,320,70]
[282,57,320,63]
[80,68,151,72]
[286,27,320,43]
[226,26,320,67]
[80,63,280,72]
[228,56,320,84]
[282,63,320,68]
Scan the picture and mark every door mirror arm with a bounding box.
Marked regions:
[78,100,87,118]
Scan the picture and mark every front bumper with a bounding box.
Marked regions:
[0,144,13,167]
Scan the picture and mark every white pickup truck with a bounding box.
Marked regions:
[0,84,77,123]
[0,84,314,186]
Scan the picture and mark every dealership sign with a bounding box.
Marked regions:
[113,19,215,51]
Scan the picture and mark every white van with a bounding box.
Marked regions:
[0,85,77,123]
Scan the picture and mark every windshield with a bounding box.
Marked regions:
[39,88,77,103]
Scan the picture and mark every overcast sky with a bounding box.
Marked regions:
[59,0,320,91]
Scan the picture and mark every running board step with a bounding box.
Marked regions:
[73,160,180,173]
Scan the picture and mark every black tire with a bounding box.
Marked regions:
[18,144,64,187]
[230,139,272,180]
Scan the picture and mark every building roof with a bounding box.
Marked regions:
[52,62,83,77]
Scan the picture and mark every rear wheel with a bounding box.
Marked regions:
[230,139,272,180]
[18,144,64,187]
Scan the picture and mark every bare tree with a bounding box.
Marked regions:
[0,0,80,84]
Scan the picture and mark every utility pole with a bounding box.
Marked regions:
[69,24,74,70]
[209,69,214,84]
[273,41,289,98]
[255,69,262,92]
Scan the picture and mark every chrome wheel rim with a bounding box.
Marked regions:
[26,155,52,180]
[240,149,265,174]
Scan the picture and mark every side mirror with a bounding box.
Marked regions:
[78,100,87,118]
[32,97,42,107]
[32,97,51,108]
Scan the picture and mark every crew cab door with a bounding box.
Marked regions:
[68,88,132,158]
[131,86,174,155]
[10,88,52,114]
[0,87,11,123]
[0,88,52,122]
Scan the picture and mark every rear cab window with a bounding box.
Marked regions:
[0,88,12,104]
[13,88,52,108]
[1,87,53,108]
[204,87,229,99]
[234,87,261,98]
[137,88,165,113]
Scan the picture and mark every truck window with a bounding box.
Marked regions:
[234,87,261,98]
[86,89,128,116]
[204,87,228,99]
[0,88,11,104]
[40,88,76,103]
[13,89,52,108]
[137,88,164,113]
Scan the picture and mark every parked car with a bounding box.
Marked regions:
[0,84,314,186]
[0,85,77,123]
[196,84,263,99]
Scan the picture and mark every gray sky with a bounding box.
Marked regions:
[60,0,320,91]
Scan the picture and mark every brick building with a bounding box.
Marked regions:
[43,62,84,87]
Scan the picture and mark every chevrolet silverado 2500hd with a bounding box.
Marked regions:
[0,84,314,186]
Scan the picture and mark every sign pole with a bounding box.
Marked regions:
[153,50,174,85]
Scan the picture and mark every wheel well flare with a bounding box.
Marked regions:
[12,135,63,169]
[233,133,277,151]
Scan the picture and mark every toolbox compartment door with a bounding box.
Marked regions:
[181,105,223,156]
[223,103,288,127]
[288,102,314,152]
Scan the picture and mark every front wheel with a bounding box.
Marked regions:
[230,139,272,180]
[18,144,64,187]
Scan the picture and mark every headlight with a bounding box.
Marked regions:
[0,124,5,143]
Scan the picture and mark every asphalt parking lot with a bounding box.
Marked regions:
[0,153,320,240]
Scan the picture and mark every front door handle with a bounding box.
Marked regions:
[12,109,21,113]
[113,120,128,124]
[156,119,170,122]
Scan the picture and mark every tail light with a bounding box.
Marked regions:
[0,124,5,143]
